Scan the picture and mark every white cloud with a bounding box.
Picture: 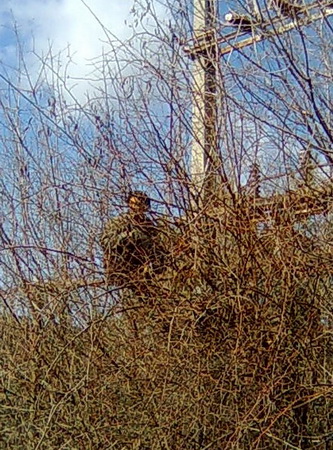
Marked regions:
[0,0,134,95]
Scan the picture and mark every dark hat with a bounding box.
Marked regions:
[127,191,151,208]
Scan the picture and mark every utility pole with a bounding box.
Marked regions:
[186,0,333,209]
[191,0,220,200]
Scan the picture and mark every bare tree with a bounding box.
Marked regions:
[0,0,332,448]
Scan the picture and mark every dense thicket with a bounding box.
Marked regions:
[0,0,332,448]
[1,198,332,448]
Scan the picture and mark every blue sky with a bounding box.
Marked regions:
[0,0,134,93]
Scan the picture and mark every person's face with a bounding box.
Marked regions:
[128,196,149,214]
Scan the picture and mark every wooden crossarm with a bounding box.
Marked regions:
[183,2,333,59]
[241,184,332,223]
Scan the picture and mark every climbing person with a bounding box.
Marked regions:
[100,191,166,286]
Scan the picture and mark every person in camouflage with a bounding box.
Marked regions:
[100,191,165,286]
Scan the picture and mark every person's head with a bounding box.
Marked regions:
[127,191,151,214]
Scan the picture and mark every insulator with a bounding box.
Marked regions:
[248,162,261,196]
[224,12,256,32]
[299,149,315,186]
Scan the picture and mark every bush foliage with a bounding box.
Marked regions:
[1,195,332,449]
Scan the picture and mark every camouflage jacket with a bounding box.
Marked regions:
[100,213,165,276]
